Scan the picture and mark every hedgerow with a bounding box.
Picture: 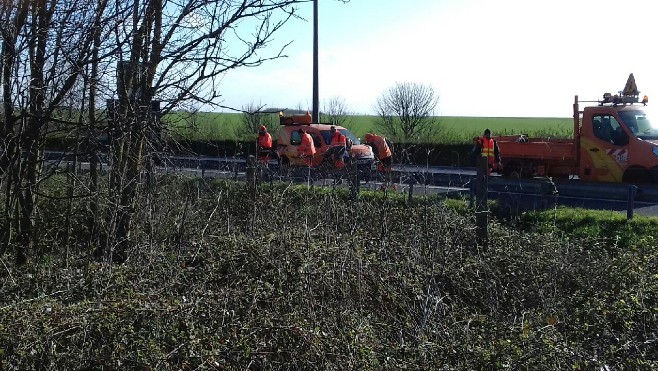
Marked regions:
[1,177,657,369]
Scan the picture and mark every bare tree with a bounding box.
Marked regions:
[0,0,350,265]
[104,0,312,262]
[0,0,117,264]
[321,96,351,126]
[235,101,278,140]
[374,82,439,143]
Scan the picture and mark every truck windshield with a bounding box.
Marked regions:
[619,109,658,140]
[341,129,361,145]
[320,129,361,145]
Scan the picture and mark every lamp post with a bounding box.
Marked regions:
[312,0,319,123]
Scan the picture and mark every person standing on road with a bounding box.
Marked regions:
[364,133,392,174]
[472,128,501,175]
[257,125,273,163]
[298,128,316,166]
[364,132,396,191]
[329,126,347,169]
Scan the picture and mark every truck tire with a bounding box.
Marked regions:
[650,166,658,183]
[622,167,651,184]
[279,157,291,177]
[503,161,523,179]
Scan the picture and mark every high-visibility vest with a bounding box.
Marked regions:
[331,131,346,146]
[299,132,316,156]
[258,132,272,149]
[480,138,495,166]
[370,134,391,160]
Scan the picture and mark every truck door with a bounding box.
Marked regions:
[285,129,306,166]
[308,132,324,166]
[581,114,627,181]
[285,129,324,166]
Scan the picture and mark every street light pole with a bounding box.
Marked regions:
[312,0,319,123]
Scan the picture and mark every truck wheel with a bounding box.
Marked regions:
[622,167,651,184]
[363,169,371,183]
[279,157,291,176]
[650,167,658,183]
[359,164,372,183]
[504,162,523,179]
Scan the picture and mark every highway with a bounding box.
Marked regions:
[157,156,658,217]
[45,152,658,217]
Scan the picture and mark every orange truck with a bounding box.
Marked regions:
[496,75,657,183]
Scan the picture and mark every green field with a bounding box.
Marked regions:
[166,112,574,144]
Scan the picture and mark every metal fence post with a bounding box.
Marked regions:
[469,179,475,209]
[475,156,489,245]
[351,161,360,200]
[246,155,256,197]
[627,185,638,220]
[541,177,558,210]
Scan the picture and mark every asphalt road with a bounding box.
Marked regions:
[45,151,658,217]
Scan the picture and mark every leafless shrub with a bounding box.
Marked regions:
[321,96,352,126]
[235,101,279,141]
[1,176,656,369]
[374,82,440,143]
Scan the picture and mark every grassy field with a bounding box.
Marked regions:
[165,112,574,144]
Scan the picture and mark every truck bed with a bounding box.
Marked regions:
[496,135,576,161]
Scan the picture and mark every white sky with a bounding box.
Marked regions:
[217,0,658,117]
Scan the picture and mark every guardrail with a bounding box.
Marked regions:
[43,151,658,216]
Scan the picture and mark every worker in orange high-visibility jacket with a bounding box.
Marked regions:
[257,125,273,162]
[364,133,392,173]
[329,126,347,168]
[472,128,501,175]
[298,128,316,166]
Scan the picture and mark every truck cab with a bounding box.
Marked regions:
[496,93,657,183]
[578,102,658,183]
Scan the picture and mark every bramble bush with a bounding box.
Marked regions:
[1,176,657,369]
